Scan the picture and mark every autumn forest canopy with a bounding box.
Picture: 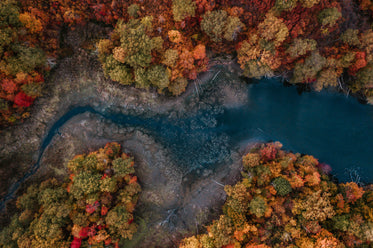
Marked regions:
[0,143,141,248]
[180,143,373,248]
[0,0,372,126]
[1,0,373,247]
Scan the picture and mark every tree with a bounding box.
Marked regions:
[192,44,206,60]
[225,182,250,215]
[162,49,179,67]
[106,205,136,240]
[21,82,42,97]
[356,63,373,88]
[116,18,153,68]
[341,182,365,204]
[249,196,268,218]
[341,29,360,47]
[127,4,140,18]
[286,38,317,59]
[201,10,244,42]
[147,64,171,91]
[1,79,17,94]
[168,77,188,95]
[274,0,298,12]
[112,157,135,179]
[179,236,202,248]
[258,12,288,47]
[313,68,339,91]
[70,171,101,200]
[242,152,261,169]
[208,215,235,247]
[172,0,196,22]
[291,52,326,83]
[300,0,321,8]
[272,177,292,196]
[19,12,43,34]
[14,92,34,107]
[318,8,342,27]
[0,0,21,28]
[178,142,373,247]
[294,190,335,222]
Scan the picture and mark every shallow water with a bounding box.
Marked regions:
[2,74,373,210]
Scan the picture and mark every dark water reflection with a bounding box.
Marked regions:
[221,79,373,183]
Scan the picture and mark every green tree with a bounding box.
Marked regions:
[286,38,317,59]
[70,171,101,199]
[100,176,117,193]
[162,49,179,67]
[1,143,141,247]
[258,12,289,47]
[21,82,43,97]
[318,8,342,27]
[172,0,196,22]
[4,45,45,76]
[106,205,136,239]
[116,19,153,68]
[127,4,140,18]
[275,0,298,12]
[147,64,170,90]
[103,55,134,85]
[112,157,135,178]
[341,29,361,46]
[249,196,268,218]
[16,185,39,211]
[272,177,292,196]
[299,0,320,8]
[39,187,68,206]
[67,155,85,173]
[168,77,188,96]
[201,10,244,42]
[0,0,21,28]
[208,215,235,247]
[291,52,326,83]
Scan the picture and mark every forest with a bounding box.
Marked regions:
[1,0,373,247]
[0,0,373,127]
[0,143,141,248]
[180,143,373,247]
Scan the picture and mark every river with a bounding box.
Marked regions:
[1,74,373,211]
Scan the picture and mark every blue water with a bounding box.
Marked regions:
[1,77,373,210]
[223,79,373,182]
